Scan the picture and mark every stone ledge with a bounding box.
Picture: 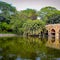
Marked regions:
[0,34,17,37]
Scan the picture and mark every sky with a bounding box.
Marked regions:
[0,0,60,11]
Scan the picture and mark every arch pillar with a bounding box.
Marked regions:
[53,29,60,49]
[55,30,59,40]
[48,29,52,43]
[55,29,59,44]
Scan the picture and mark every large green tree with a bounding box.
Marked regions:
[23,19,45,35]
[0,1,16,19]
[0,1,17,33]
[38,6,58,23]
[47,11,60,24]
[19,9,37,20]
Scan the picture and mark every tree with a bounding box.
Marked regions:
[0,1,16,13]
[0,1,16,22]
[38,6,58,23]
[23,19,45,35]
[19,9,37,20]
[0,1,17,33]
[47,11,60,24]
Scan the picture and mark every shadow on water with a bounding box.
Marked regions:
[0,37,60,60]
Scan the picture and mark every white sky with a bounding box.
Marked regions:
[0,0,60,11]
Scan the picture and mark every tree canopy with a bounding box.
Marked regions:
[0,1,16,33]
[19,9,37,20]
[38,6,60,24]
[0,1,16,13]
[0,1,60,35]
[0,1,16,22]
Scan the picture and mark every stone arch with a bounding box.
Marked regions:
[59,29,60,33]
[59,29,60,32]
[59,30,60,40]
[51,29,55,42]
[51,29,55,35]
[45,24,60,46]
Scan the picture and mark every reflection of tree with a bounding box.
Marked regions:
[0,37,46,60]
[0,37,60,60]
[45,48,60,58]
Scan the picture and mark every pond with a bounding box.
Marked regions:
[0,37,60,60]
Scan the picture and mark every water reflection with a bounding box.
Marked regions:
[0,37,60,60]
[46,36,60,49]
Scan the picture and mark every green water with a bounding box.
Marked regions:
[0,37,60,60]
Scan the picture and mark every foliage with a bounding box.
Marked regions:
[23,19,45,35]
[0,1,60,35]
[0,1,16,33]
[0,37,60,60]
[38,6,58,23]
[19,9,37,20]
[46,11,60,24]
[0,1,16,20]
[0,37,47,59]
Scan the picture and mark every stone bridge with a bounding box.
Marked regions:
[45,24,60,40]
[45,24,60,49]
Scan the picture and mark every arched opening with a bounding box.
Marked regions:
[51,29,55,35]
[59,30,60,42]
[51,29,55,42]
